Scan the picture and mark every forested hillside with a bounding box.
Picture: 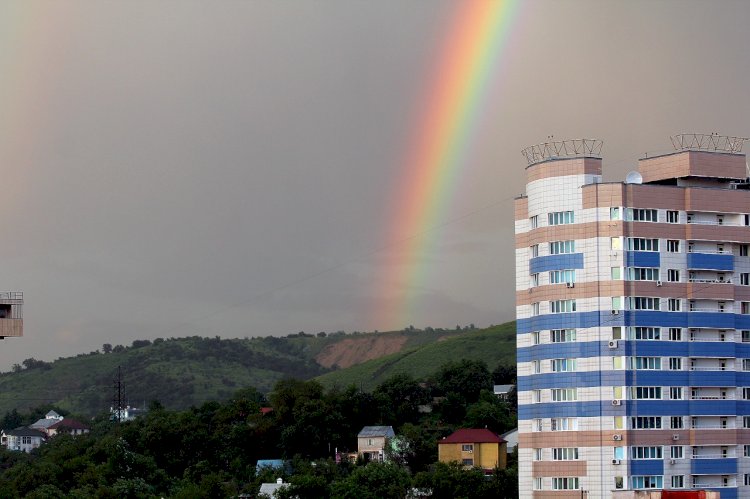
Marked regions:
[0,322,515,417]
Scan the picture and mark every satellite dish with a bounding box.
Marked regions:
[625,171,643,184]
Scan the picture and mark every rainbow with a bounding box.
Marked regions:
[374,0,520,330]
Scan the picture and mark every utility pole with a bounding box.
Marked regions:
[113,366,123,423]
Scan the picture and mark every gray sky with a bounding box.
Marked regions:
[0,0,749,370]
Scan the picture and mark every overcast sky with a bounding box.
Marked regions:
[0,0,749,370]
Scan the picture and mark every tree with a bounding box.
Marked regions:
[434,360,491,403]
[373,374,429,426]
[102,344,113,354]
[329,462,411,499]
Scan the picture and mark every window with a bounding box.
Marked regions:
[667,210,679,223]
[670,387,683,400]
[672,476,684,488]
[532,390,541,403]
[530,273,539,287]
[530,244,539,257]
[615,477,624,489]
[743,331,750,343]
[668,328,682,341]
[611,237,622,250]
[669,358,682,370]
[531,331,540,345]
[631,446,663,459]
[551,418,578,431]
[670,417,684,429]
[626,267,659,281]
[744,416,750,429]
[612,327,622,340]
[551,329,576,343]
[667,269,680,282]
[667,240,680,252]
[532,419,542,432]
[744,388,750,400]
[743,359,750,371]
[668,299,681,312]
[531,360,540,374]
[631,417,662,429]
[614,416,624,430]
[627,238,659,251]
[629,297,660,310]
[745,445,750,457]
[612,297,621,311]
[742,244,749,257]
[670,446,683,459]
[533,477,542,490]
[630,386,662,399]
[552,448,579,460]
[742,273,750,286]
[743,302,750,315]
[548,211,574,226]
[551,358,577,372]
[550,300,576,313]
[531,302,540,316]
[611,267,621,280]
[630,357,661,370]
[632,476,663,489]
[462,444,473,452]
[549,240,575,254]
[549,270,576,284]
[462,458,473,466]
[551,388,577,402]
[610,207,621,220]
[530,215,538,229]
[627,208,658,222]
[745,474,750,487]
[552,477,579,490]
[628,327,661,340]
[533,448,542,460]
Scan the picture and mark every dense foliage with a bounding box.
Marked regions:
[0,360,517,498]
[0,323,516,417]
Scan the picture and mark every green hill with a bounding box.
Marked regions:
[0,322,516,418]
[315,322,516,390]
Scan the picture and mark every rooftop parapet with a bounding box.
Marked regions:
[521,138,603,167]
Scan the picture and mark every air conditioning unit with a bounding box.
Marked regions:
[613,434,622,441]
[611,459,621,465]
[608,340,618,349]
[656,281,663,287]
[612,399,621,406]
[566,282,575,288]
[669,459,676,465]
[612,310,620,315]
[673,434,680,441]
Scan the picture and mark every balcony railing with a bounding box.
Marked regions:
[687,220,741,227]
[688,278,732,284]
[689,366,729,371]
[0,292,22,301]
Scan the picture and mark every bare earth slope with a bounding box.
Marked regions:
[316,335,408,369]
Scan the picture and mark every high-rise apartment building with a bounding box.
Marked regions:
[0,292,22,339]
[515,135,749,499]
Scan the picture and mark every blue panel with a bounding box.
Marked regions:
[687,371,736,386]
[708,488,737,499]
[517,341,607,362]
[625,371,689,386]
[519,311,750,334]
[625,251,660,268]
[629,459,663,475]
[625,342,688,357]
[688,342,737,357]
[687,252,734,271]
[691,458,737,474]
[687,312,736,329]
[624,400,742,416]
[519,401,626,420]
[518,371,629,390]
[529,253,584,274]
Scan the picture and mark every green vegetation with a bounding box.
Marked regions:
[316,322,516,390]
[0,358,517,498]
[0,322,516,417]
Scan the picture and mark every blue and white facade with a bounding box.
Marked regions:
[515,136,750,498]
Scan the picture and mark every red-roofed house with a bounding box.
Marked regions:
[47,418,90,437]
[438,428,506,471]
